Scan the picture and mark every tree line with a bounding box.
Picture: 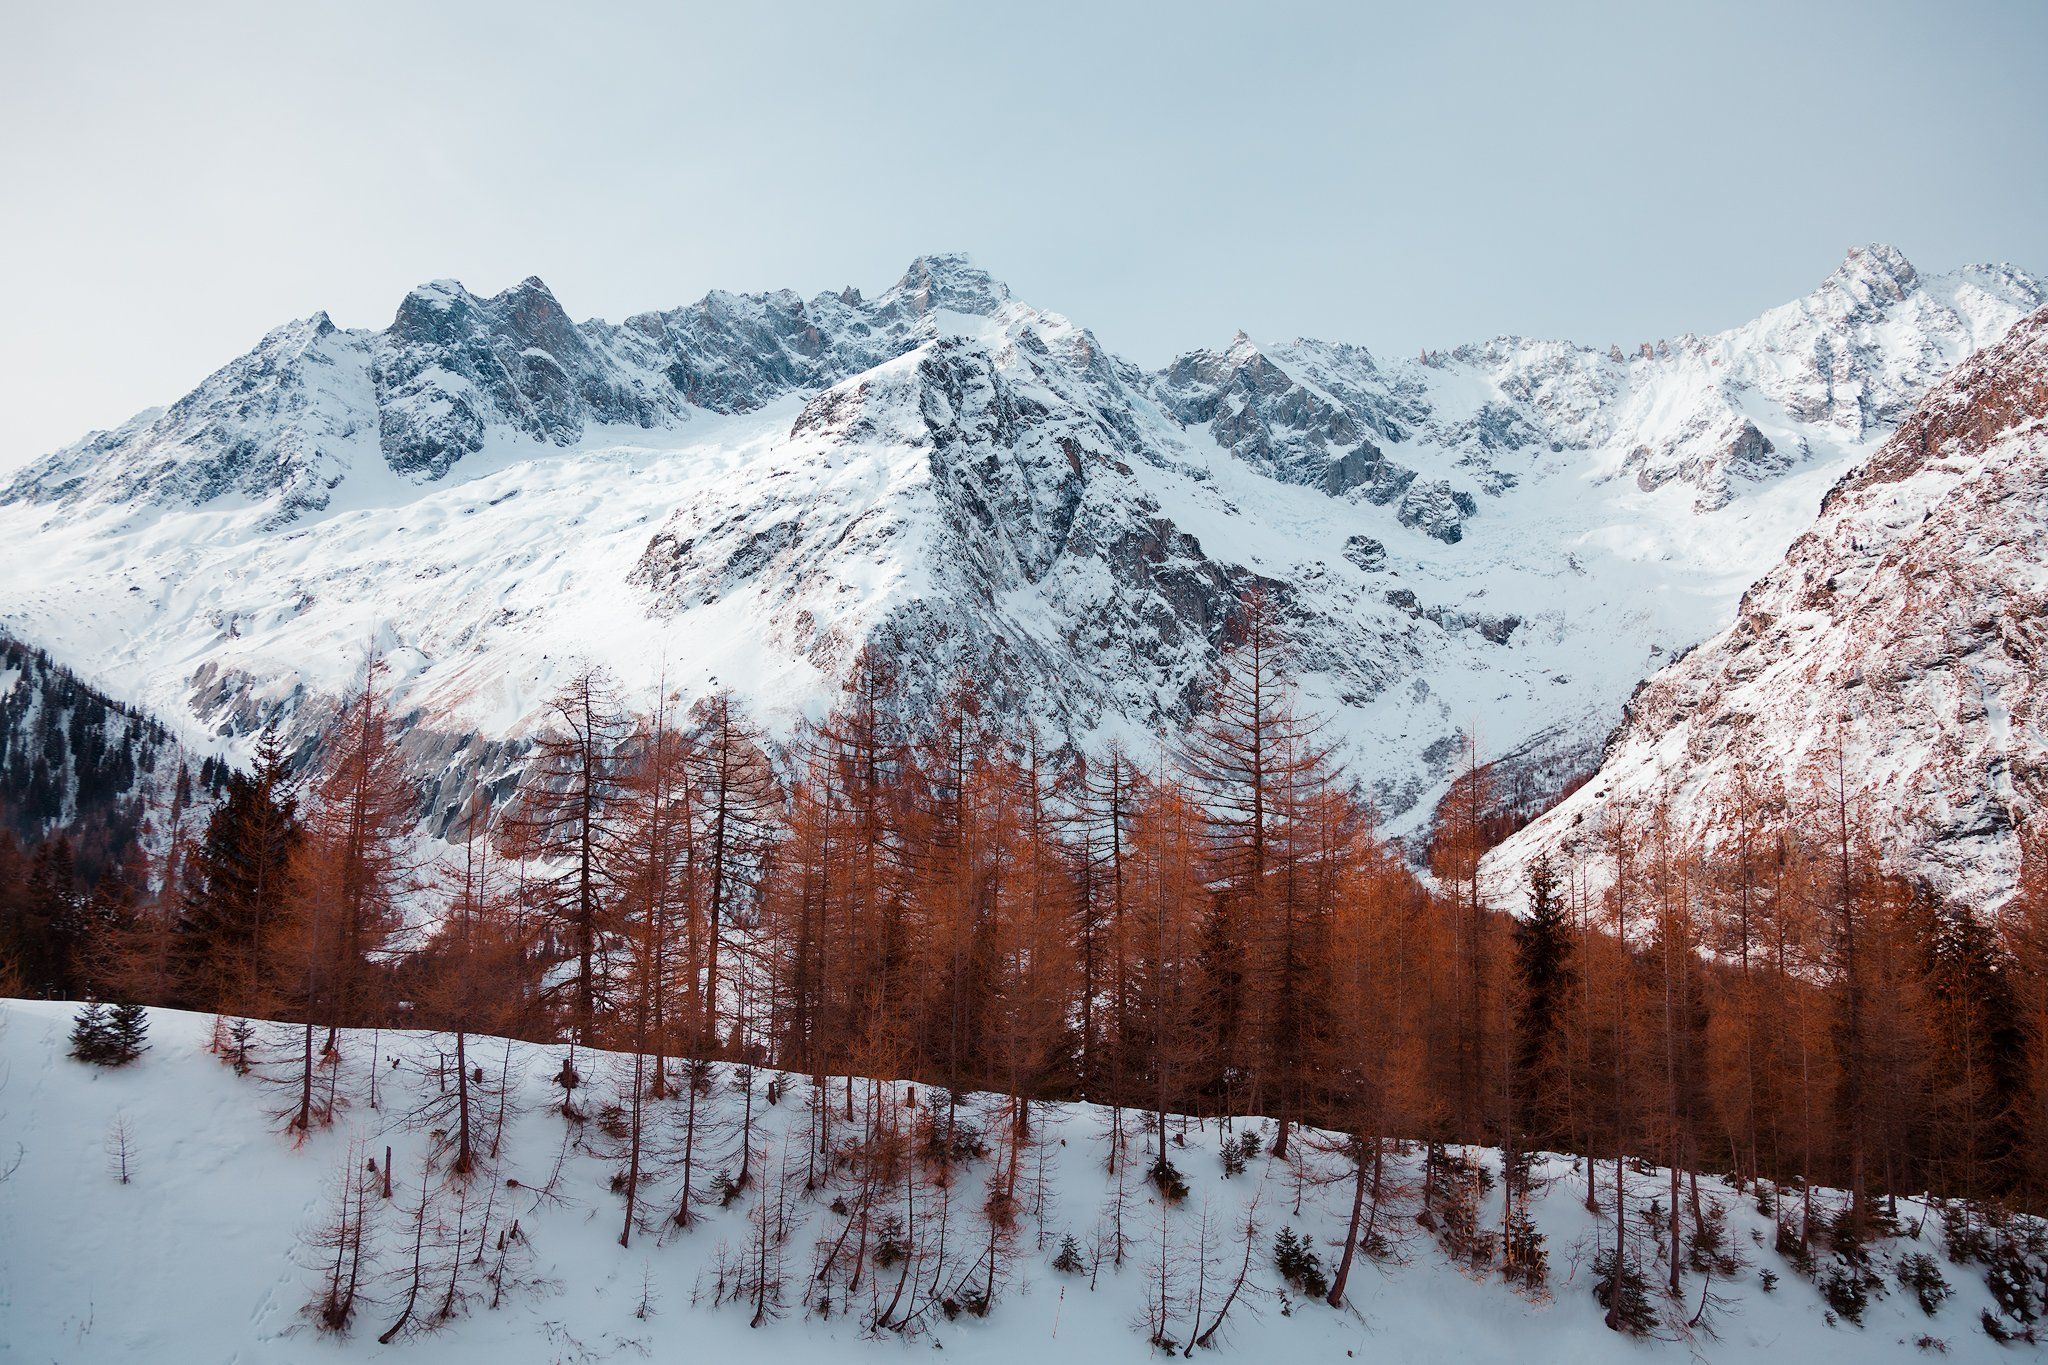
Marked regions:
[9,592,2048,1324]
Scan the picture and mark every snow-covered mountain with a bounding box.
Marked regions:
[1,247,2039,833]
[1485,301,2048,906]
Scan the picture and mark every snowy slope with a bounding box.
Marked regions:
[0,248,2038,832]
[0,999,2026,1362]
[1485,304,2048,907]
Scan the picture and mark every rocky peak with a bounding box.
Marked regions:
[887,252,1010,316]
[1822,242,1922,311]
[235,311,343,366]
[487,275,581,352]
[387,274,580,354]
[388,278,481,342]
[372,271,668,476]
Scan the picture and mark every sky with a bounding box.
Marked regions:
[1,0,2044,473]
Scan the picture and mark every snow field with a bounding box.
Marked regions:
[0,999,2027,1362]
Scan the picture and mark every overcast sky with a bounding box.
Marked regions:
[2,0,2043,472]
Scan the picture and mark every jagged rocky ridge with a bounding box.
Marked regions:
[0,247,2040,833]
[1485,302,2048,906]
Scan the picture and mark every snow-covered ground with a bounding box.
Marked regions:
[0,999,2022,1362]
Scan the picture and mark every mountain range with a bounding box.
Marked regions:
[1,245,2040,856]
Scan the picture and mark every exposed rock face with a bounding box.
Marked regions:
[1,247,2041,836]
[627,325,1253,737]
[1624,414,1786,511]
[1485,305,2048,907]
[375,276,675,477]
[1154,334,1416,502]
[1395,480,1478,544]
[1342,535,1387,573]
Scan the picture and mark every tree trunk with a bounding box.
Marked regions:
[453,1029,473,1175]
[295,1021,316,1132]
[1327,1135,1370,1307]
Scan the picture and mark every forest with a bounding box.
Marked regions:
[5,591,2048,1341]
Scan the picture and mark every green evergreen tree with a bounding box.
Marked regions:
[105,1002,149,1064]
[226,1016,257,1075]
[174,734,300,1010]
[1913,895,2025,1198]
[68,999,114,1063]
[1593,1247,1656,1334]
[1512,853,1575,1147]
[7,836,84,996]
[1273,1226,1329,1298]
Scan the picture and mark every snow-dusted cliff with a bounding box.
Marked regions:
[1485,303,2048,906]
[1,247,2039,832]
